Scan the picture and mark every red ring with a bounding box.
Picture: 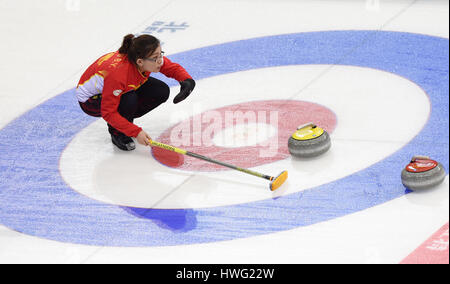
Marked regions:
[152,100,337,171]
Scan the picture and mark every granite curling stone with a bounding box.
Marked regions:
[401,156,446,191]
[288,123,331,158]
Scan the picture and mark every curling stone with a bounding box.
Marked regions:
[401,156,446,191]
[288,122,331,158]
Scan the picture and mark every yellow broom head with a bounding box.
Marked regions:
[270,171,288,191]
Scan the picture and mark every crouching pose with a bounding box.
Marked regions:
[76,34,195,150]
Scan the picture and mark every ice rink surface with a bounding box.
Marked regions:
[0,0,448,264]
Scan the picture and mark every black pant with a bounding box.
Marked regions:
[79,77,170,136]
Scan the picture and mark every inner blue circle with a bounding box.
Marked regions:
[0,31,448,247]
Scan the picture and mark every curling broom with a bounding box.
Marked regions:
[148,139,288,191]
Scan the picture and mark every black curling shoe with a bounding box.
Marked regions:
[111,133,136,151]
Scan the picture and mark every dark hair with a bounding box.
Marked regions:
[118,34,160,65]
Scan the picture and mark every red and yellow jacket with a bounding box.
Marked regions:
[76,51,192,137]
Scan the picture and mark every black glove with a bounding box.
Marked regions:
[173,78,196,104]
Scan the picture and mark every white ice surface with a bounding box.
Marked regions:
[0,0,448,263]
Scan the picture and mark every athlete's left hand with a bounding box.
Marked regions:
[173,78,196,104]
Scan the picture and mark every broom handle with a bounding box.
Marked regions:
[149,140,273,181]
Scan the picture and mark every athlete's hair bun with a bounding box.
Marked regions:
[118,34,160,66]
[118,34,135,54]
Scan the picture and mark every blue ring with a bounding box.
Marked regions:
[0,31,448,246]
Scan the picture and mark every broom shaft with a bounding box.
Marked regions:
[150,140,272,181]
[186,151,272,180]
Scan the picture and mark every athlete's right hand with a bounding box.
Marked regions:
[136,130,152,146]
